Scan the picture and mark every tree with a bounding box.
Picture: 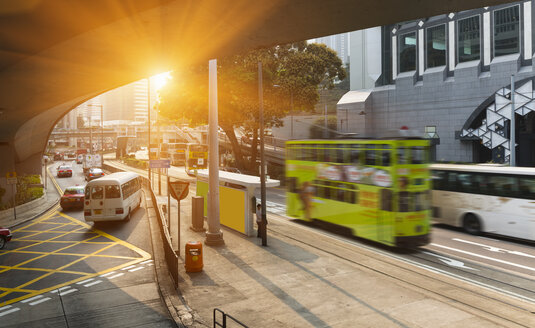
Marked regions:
[158,42,346,172]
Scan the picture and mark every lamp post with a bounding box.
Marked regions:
[148,78,151,186]
[258,61,267,246]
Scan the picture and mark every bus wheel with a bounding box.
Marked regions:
[463,214,481,235]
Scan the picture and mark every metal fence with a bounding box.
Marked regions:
[103,164,179,285]
[213,308,248,328]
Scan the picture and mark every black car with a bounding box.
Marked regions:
[57,165,73,177]
[85,168,104,181]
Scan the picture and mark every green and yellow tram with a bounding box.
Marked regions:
[286,138,431,248]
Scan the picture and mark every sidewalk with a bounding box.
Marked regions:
[0,169,60,229]
[155,191,535,328]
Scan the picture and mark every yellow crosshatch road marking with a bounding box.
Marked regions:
[0,208,151,306]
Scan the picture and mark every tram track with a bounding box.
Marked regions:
[266,214,535,327]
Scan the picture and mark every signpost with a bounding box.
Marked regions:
[6,172,17,220]
[149,159,170,169]
[169,180,189,256]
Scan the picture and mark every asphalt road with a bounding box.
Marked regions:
[0,162,175,327]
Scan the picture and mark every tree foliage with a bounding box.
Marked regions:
[158,42,346,172]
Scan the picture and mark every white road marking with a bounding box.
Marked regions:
[128,267,144,272]
[50,286,72,293]
[58,289,77,296]
[147,263,154,266]
[453,238,535,259]
[83,280,103,287]
[21,295,44,303]
[100,271,116,277]
[422,251,478,271]
[121,265,136,271]
[140,260,153,265]
[0,305,12,311]
[432,243,535,272]
[29,297,51,306]
[107,273,124,279]
[0,307,20,316]
[77,278,95,285]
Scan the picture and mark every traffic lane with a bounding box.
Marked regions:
[427,225,535,278]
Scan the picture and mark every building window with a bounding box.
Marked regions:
[426,25,446,68]
[493,5,520,57]
[458,16,480,63]
[399,32,417,72]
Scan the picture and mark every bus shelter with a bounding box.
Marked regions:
[196,170,280,237]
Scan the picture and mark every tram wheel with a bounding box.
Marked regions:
[463,214,481,235]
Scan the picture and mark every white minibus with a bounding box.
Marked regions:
[431,164,535,240]
[84,172,143,222]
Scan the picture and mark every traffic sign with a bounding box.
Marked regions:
[169,181,189,200]
[150,159,170,168]
[6,172,17,185]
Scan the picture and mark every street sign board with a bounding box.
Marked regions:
[169,181,189,200]
[150,159,170,168]
[6,172,17,184]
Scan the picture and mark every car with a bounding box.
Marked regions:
[60,186,85,210]
[0,227,12,249]
[76,154,83,164]
[57,165,73,177]
[85,168,104,181]
[53,153,63,161]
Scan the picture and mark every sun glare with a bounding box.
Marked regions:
[151,71,172,91]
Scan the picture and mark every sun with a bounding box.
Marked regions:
[151,71,172,91]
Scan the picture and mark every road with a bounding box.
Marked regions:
[0,161,175,327]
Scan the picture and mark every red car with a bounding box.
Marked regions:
[60,186,85,210]
[57,165,73,178]
[0,227,12,249]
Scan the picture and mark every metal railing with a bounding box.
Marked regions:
[103,163,179,285]
[213,308,248,328]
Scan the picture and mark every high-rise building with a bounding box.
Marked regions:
[315,33,350,65]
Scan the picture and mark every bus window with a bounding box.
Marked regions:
[381,150,391,166]
[518,177,535,199]
[397,147,409,164]
[488,175,518,197]
[457,173,472,193]
[91,186,103,200]
[431,170,446,190]
[365,150,376,165]
[105,185,121,199]
[411,147,427,164]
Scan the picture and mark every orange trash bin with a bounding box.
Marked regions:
[185,241,203,272]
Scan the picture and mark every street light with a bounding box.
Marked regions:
[87,104,103,164]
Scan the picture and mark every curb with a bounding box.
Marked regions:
[7,199,60,229]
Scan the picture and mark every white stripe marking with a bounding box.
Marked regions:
[128,267,144,272]
[431,243,535,272]
[0,308,20,316]
[140,260,153,265]
[0,305,12,311]
[147,263,153,266]
[77,278,94,285]
[100,271,116,277]
[59,289,77,296]
[83,280,103,287]
[29,297,51,306]
[107,273,124,279]
[50,286,72,293]
[121,265,136,271]
[21,295,43,303]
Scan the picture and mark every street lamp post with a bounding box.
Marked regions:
[148,78,151,186]
[258,61,267,246]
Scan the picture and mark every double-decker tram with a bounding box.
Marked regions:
[286,138,431,248]
[185,144,208,175]
[431,163,535,241]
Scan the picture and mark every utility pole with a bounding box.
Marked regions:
[148,78,151,185]
[510,75,516,166]
[258,61,267,246]
[100,104,104,166]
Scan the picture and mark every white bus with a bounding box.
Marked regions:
[431,164,535,240]
[84,172,143,222]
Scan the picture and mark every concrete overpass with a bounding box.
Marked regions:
[0,0,515,177]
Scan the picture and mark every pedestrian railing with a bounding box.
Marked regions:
[213,308,248,328]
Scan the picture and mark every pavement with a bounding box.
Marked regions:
[9,160,535,327]
[0,167,61,230]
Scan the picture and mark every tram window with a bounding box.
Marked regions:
[411,147,426,164]
[286,177,298,193]
[316,185,325,198]
[381,189,392,211]
[324,149,332,162]
[317,147,324,161]
[414,192,425,211]
[398,191,410,212]
[518,176,535,199]
[338,186,345,202]
[397,147,409,164]
[381,151,391,166]
[365,150,376,165]
[350,148,360,164]
[352,190,358,204]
